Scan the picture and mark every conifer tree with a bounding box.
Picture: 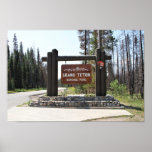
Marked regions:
[13,34,19,88]
[8,34,47,90]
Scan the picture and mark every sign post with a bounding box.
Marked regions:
[47,52,52,96]
[42,48,111,96]
[96,49,106,96]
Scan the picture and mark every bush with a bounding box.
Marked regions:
[75,73,96,94]
[110,80,127,96]
[75,85,84,94]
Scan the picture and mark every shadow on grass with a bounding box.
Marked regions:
[122,104,142,111]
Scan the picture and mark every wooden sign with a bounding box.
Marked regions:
[61,64,92,84]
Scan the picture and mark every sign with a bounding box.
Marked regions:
[97,61,104,69]
[61,64,92,84]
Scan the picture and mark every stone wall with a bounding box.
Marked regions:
[29,95,123,108]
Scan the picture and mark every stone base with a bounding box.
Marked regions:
[29,95,124,109]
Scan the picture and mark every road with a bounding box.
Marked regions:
[8,88,66,109]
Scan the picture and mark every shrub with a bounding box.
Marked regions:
[110,80,127,96]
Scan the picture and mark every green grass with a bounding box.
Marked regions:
[63,88,144,121]
[59,87,84,96]
[17,100,32,107]
[66,87,76,95]
[83,115,134,122]
[108,91,144,121]
[8,88,46,94]
[85,94,95,97]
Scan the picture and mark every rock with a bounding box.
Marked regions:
[56,97,64,101]
[40,97,50,101]
[79,97,85,101]
[88,103,92,107]
[65,102,69,107]
[67,97,72,101]
[103,103,107,106]
[94,96,101,101]
[69,102,73,107]
[60,102,65,107]
[105,95,114,101]
[97,102,101,107]
[29,103,34,106]
[43,102,47,106]
[29,94,122,108]
[39,103,43,106]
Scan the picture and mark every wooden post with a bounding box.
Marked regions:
[96,49,101,96]
[85,30,87,64]
[52,49,58,96]
[96,49,106,96]
[100,51,106,96]
[47,52,52,96]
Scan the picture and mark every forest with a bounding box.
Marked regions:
[75,30,144,99]
[7,34,47,91]
[8,30,144,100]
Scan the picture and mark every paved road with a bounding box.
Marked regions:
[8,88,66,109]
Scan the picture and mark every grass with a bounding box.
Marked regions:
[60,87,76,96]
[66,87,76,94]
[64,88,144,121]
[8,88,46,94]
[83,115,134,122]
[108,91,144,122]
[85,94,95,97]
[17,100,32,107]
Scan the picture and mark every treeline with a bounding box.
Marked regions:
[8,34,47,90]
[77,30,144,98]
[77,30,116,94]
[114,30,144,98]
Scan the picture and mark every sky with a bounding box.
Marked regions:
[8,30,83,79]
[8,30,141,79]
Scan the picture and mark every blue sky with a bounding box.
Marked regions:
[8,30,82,56]
[8,30,83,79]
[8,30,138,79]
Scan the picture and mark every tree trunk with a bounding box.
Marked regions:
[124,32,131,95]
[132,31,135,94]
[117,45,119,82]
[140,30,144,98]
[122,40,126,84]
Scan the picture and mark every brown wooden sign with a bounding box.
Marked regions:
[61,64,92,84]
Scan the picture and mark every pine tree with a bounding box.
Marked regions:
[78,30,90,54]
[78,30,91,64]
[9,54,15,90]
[7,41,11,90]
[19,42,24,88]
[8,34,47,91]
[36,48,40,88]
[13,34,20,88]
